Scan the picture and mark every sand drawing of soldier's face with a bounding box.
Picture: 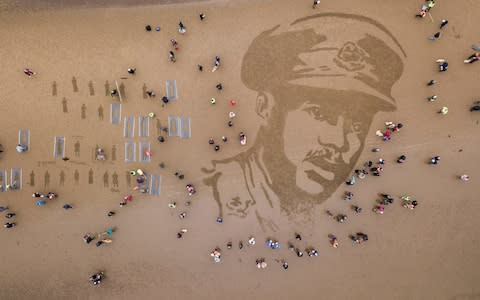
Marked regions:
[205,13,405,217]
[282,90,367,195]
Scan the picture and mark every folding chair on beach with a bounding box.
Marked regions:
[139,141,151,163]
[168,115,180,137]
[123,116,135,138]
[180,117,191,139]
[138,116,150,137]
[10,168,22,190]
[110,103,122,125]
[53,136,65,158]
[165,80,177,101]
[18,129,30,150]
[149,174,161,196]
[0,169,7,192]
[124,141,136,163]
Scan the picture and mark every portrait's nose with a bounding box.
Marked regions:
[317,115,347,149]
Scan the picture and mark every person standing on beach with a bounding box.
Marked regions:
[127,68,136,74]
[464,52,480,64]
[312,0,320,9]
[212,56,221,72]
[440,19,448,29]
[23,68,36,77]
[169,51,176,62]
[178,22,186,34]
[428,32,441,40]
[199,13,206,21]
[470,101,480,111]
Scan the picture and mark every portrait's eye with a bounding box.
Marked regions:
[304,106,326,120]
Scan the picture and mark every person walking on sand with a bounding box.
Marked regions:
[437,59,449,72]
[460,174,470,181]
[464,52,480,64]
[127,68,136,74]
[171,39,179,51]
[440,19,448,29]
[178,22,186,34]
[212,56,220,72]
[4,222,16,228]
[199,13,206,21]
[430,156,440,165]
[439,106,449,115]
[23,68,36,77]
[415,5,428,18]
[427,79,437,86]
[470,101,480,112]
[312,0,320,9]
[428,32,441,40]
[169,51,176,62]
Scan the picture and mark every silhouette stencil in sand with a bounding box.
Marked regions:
[111,145,117,161]
[88,169,94,184]
[98,105,104,121]
[74,169,80,185]
[81,104,86,119]
[74,141,80,157]
[104,81,110,96]
[44,170,50,188]
[142,84,148,99]
[126,171,131,186]
[103,171,109,187]
[52,81,57,96]
[29,171,35,186]
[88,81,95,96]
[59,170,65,186]
[62,97,68,113]
[202,13,406,225]
[112,172,119,187]
[72,76,78,92]
[119,82,126,99]
[156,119,162,135]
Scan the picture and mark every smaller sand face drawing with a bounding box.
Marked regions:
[72,76,78,92]
[74,141,80,156]
[88,169,93,184]
[52,81,57,96]
[103,171,109,187]
[98,105,104,121]
[30,171,35,186]
[62,97,68,113]
[44,170,50,188]
[112,172,119,187]
[59,170,65,186]
[74,169,80,184]
[142,84,147,99]
[104,81,110,96]
[88,81,95,96]
[81,104,86,119]
[111,145,117,161]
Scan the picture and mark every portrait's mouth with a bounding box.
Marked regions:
[303,160,335,181]
[303,149,346,181]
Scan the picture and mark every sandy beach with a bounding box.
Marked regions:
[0,0,479,299]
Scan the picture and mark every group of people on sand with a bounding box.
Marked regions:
[0,206,16,228]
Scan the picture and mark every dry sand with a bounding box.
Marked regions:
[0,0,479,299]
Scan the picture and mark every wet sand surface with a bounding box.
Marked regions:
[0,0,480,299]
